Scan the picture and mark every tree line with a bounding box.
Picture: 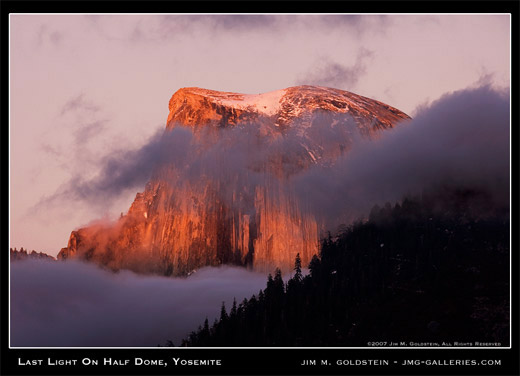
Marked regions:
[177,188,509,347]
[10,248,55,261]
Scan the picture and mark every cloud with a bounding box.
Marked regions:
[58,93,108,147]
[33,127,192,211]
[60,94,100,115]
[73,120,108,144]
[296,48,374,89]
[313,14,390,34]
[86,15,389,43]
[37,120,301,214]
[36,24,63,47]
[185,15,386,33]
[293,84,510,228]
[85,15,282,43]
[10,260,268,347]
[31,96,112,221]
[170,15,279,32]
[40,143,62,157]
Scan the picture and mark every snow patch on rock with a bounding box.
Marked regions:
[219,89,286,116]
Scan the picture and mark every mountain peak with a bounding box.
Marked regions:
[166,85,410,131]
[59,85,411,276]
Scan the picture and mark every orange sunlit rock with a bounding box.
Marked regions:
[58,86,410,276]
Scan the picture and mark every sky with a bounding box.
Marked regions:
[9,14,510,257]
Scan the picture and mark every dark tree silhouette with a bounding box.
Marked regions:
[177,189,509,347]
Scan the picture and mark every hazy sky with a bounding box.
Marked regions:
[9,14,510,256]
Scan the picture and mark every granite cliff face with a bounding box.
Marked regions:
[58,86,410,276]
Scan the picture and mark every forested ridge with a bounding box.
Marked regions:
[178,188,509,347]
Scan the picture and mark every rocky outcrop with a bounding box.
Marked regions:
[58,86,410,276]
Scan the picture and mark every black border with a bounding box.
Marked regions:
[2,2,519,375]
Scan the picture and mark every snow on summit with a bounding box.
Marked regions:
[219,89,286,116]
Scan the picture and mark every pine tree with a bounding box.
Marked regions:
[273,268,285,296]
[294,253,302,283]
[220,302,228,322]
[308,254,321,278]
[230,298,237,316]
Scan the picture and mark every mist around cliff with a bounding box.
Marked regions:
[52,83,509,234]
[293,83,510,230]
[10,260,267,347]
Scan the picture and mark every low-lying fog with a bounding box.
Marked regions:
[10,260,268,347]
